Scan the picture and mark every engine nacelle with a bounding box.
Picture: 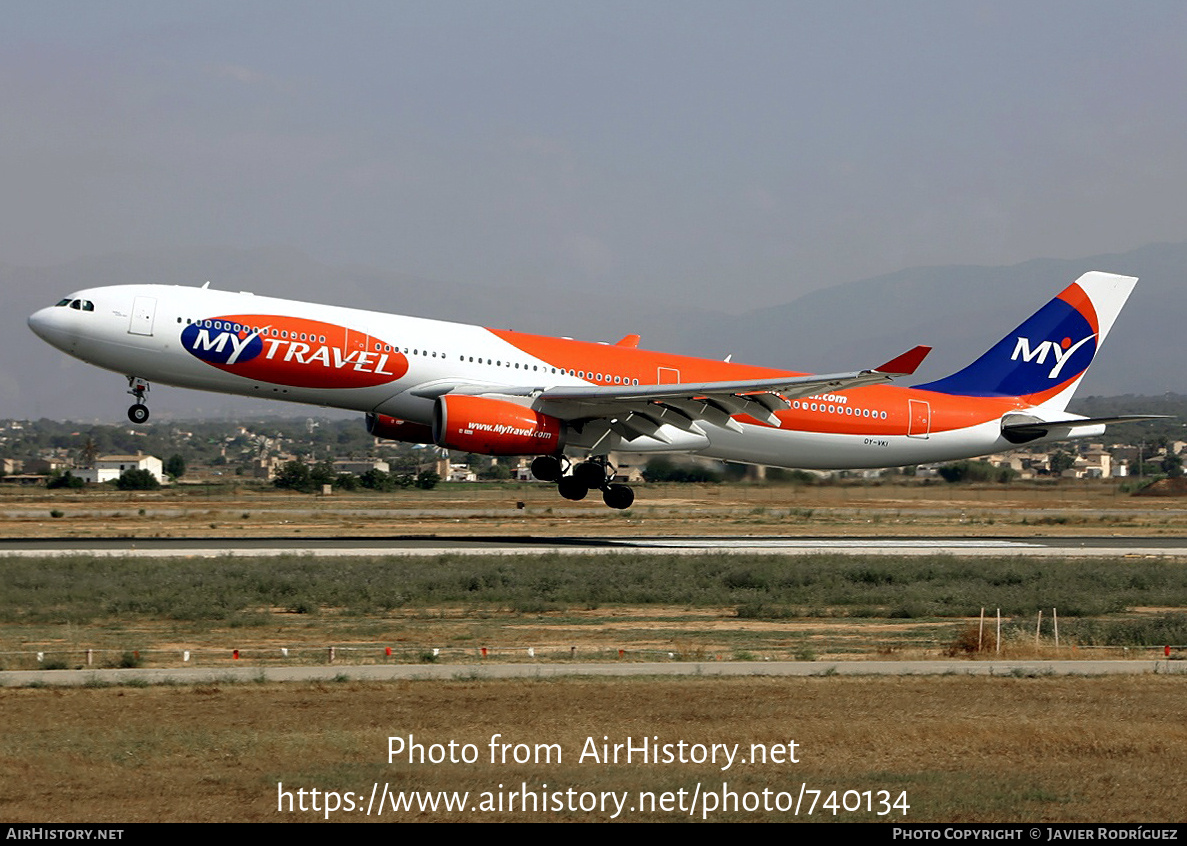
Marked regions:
[365,413,435,444]
[433,395,564,456]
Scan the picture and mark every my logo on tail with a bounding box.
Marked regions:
[915,279,1105,400]
[1010,333,1096,380]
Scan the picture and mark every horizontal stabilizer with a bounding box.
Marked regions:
[1001,414,1169,444]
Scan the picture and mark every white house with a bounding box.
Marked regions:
[74,454,164,484]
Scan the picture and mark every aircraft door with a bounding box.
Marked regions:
[907,399,931,439]
[658,367,680,384]
[129,296,157,337]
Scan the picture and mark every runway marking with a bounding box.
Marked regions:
[1,537,1186,558]
[622,539,1039,549]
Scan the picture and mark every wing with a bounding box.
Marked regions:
[414,345,931,443]
[535,345,931,434]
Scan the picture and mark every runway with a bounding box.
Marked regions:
[2,658,1182,688]
[1,534,1186,557]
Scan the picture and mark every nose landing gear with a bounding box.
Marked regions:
[126,377,151,424]
[532,455,635,509]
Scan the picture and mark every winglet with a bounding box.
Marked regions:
[616,334,641,348]
[874,345,931,376]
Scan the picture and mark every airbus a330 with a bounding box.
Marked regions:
[28,271,1154,508]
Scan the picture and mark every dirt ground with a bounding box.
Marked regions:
[0,604,1144,672]
[3,478,1185,539]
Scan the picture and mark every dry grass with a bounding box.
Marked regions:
[2,478,1185,539]
[1,675,1184,822]
[3,606,1153,671]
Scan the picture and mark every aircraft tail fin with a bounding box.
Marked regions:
[914,271,1137,411]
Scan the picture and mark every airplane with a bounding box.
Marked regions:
[27,271,1158,508]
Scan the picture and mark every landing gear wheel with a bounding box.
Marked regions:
[126,376,151,424]
[531,455,564,482]
[557,476,589,501]
[602,484,635,510]
[573,461,609,488]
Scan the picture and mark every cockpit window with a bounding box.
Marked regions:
[55,298,71,307]
[66,299,95,311]
[81,300,94,311]
[69,300,81,309]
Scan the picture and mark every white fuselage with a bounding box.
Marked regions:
[27,283,1095,470]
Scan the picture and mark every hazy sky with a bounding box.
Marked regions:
[4,1,1186,311]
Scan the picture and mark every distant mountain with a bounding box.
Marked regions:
[3,242,1181,421]
[689,242,1186,396]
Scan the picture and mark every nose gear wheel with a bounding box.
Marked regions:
[126,377,151,424]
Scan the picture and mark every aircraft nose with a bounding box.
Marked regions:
[28,306,69,348]
[28,307,51,339]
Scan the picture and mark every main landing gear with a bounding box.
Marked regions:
[126,376,151,424]
[530,455,635,510]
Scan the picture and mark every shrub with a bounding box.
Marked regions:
[938,460,1016,483]
[164,454,187,479]
[415,470,441,490]
[47,470,84,490]
[274,460,314,492]
[117,469,160,490]
[642,457,722,483]
[945,624,986,656]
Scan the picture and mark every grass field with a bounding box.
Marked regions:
[2,675,1185,822]
[3,551,1187,670]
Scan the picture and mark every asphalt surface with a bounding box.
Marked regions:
[3,659,1183,687]
[1,534,1186,557]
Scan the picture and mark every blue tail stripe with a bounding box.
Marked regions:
[914,296,1096,397]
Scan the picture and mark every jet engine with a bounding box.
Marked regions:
[433,395,564,455]
[364,413,435,444]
